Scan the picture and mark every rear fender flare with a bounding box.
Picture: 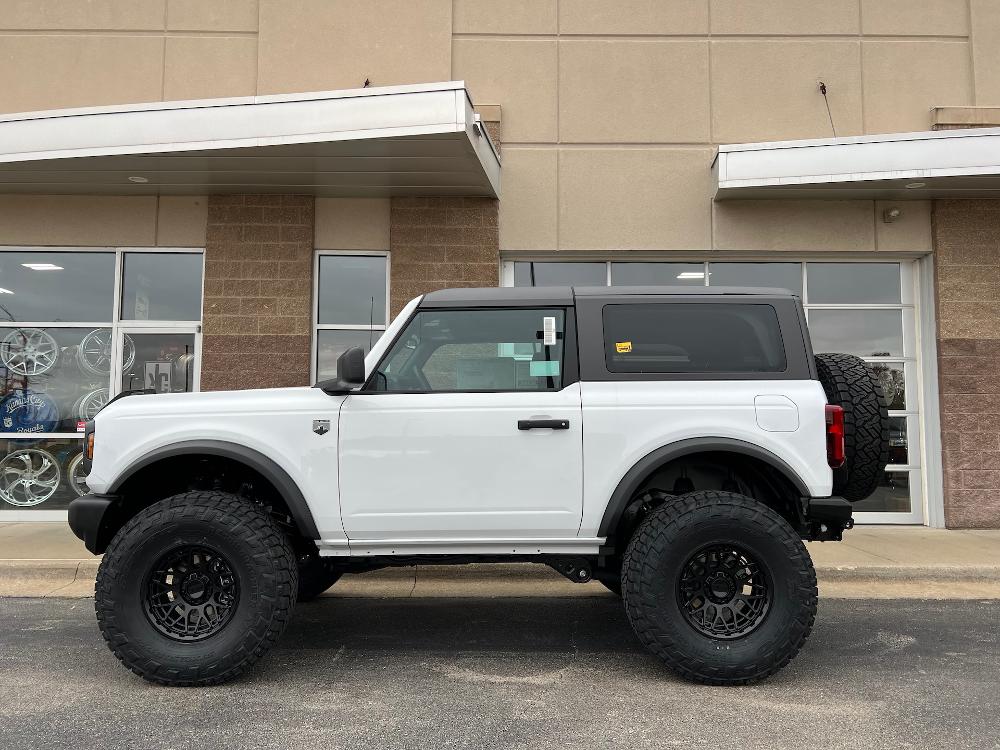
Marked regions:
[597,437,811,537]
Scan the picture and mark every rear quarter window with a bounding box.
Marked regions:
[602,303,786,373]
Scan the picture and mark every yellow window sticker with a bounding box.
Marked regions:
[615,341,632,354]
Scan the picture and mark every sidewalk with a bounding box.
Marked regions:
[2,523,999,599]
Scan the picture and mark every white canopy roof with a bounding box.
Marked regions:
[0,81,500,198]
[714,127,1000,200]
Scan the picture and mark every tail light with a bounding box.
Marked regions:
[825,404,845,469]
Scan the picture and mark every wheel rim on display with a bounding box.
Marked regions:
[78,329,135,376]
[75,388,109,420]
[0,448,62,507]
[1,328,59,376]
[67,452,89,497]
[143,545,240,641]
[677,544,771,640]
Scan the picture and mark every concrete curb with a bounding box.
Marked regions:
[1,559,998,599]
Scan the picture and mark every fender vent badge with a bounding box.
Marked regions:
[312,419,330,436]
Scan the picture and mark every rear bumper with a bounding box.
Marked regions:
[805,496,853,540]
[67,493,118,555]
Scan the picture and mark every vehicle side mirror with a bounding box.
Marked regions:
[314,347,366,395]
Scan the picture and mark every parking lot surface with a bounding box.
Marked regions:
[1,596,998,750]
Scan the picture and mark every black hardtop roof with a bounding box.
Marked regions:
[418,285,797,307]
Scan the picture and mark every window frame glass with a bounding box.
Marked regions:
[0,246,204,520]
[601,302,788,374]
[311,251,389,383]
[365,306,573,394]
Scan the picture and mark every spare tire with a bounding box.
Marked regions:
[815,353,890,502]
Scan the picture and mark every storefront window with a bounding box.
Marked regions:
[708,262,802,296]
[0,250,114,322]
[611,262,704,286]
[313,253,388,381]
[506,259,922,523]
[0,248,203,516]
[121,252,203,321]
[513,261,605,287]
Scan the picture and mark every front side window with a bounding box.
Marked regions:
[603,303,786,373]
[372,308,566,392]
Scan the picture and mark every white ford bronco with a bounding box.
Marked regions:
[69,286,889,686]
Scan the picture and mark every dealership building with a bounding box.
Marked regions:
[0,1,998,529]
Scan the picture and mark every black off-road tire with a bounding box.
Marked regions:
[95,491,298,686]
[815,352,890,501]
[297,553,343,602]
[622,490,817,686]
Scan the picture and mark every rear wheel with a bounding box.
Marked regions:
[95,491,298,686]
[622,490,817,685]
[815,352,890,501]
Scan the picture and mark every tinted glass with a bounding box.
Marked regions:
[709,263,802,296]
[603,304,786,373]
[0,326,116,433]
[611,263,705,286]
[121,333,196,394]
[317,255,387,325]
[808,309,903,357]
[0,251,114,322]
[888,416,908,466]
[316,329,380,381]
[121,253,203,321]
[870,362,906,410]
[853,471,911,513]
[374,309,565,392]
[0,437,90,512]
[513,262,605,287]
[807,263,901,304]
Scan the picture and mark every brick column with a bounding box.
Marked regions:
[201,194,314,390]
[933,199,1000,527]
[388,197,500,317]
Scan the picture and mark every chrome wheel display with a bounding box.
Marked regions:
[67,452,88,496]
[78,329,135,376]
[0,448,61,507]
[1,328,59,376]
[72,388,109,420]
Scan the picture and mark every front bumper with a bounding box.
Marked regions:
[67,493,118,555]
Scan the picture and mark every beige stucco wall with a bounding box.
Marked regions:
[0,0,990,256]
[0,195,206,247]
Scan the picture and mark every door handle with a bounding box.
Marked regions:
[517,419,570,430]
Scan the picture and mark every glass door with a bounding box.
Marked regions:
[114,327,200,396]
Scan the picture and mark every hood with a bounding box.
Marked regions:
[96,385,337,422]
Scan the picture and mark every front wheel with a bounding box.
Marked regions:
[622,490,817,685]
[95,491,298,686]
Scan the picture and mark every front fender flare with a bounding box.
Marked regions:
[108,439,320,540]
[597,437,812,537]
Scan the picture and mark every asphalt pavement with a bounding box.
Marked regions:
[1,596,998,750]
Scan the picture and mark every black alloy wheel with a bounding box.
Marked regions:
[144,545,240,641]
[677,544,771,639]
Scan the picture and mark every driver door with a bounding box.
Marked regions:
[338,306,583,541]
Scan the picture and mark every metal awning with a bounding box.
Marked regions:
[714,127,1000,200]
[0,81,500,198]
